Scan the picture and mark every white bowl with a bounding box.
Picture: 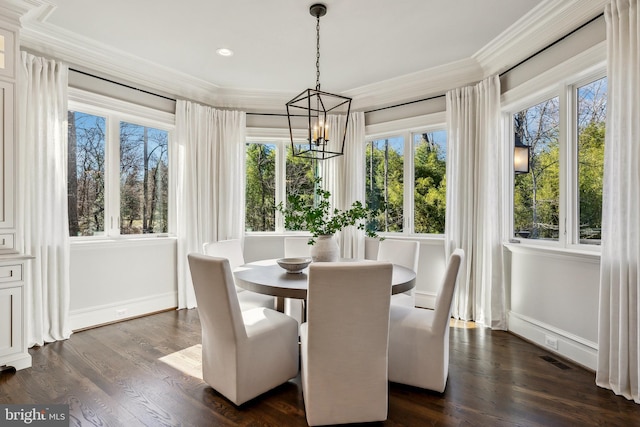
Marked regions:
[276,257,312,274]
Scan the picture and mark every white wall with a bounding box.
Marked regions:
[69,238,177,330]
[507,246,600,370]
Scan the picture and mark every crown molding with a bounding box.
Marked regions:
[21,20,224,102]
[15,0,608,114]
[0,0,37,28]
[344,57,484,111]
[474,0,608,77]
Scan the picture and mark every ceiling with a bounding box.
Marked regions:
[13,0,606,110]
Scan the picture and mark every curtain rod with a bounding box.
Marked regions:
[70,68,176,101]
[70,12,605,116]
[498,12,604,77]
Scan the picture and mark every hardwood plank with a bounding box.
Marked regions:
[1,309,639,426]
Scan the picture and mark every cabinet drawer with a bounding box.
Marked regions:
[0,234,15,251]
[0,264,21,283]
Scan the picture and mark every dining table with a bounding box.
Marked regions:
[233,258,416,312]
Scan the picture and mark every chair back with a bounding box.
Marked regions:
[284,236,312,257]
[377,239,420,273]
[303,261,393,425]
[203,239,245,270]
[432,248,464,333]
[187,253,247,344]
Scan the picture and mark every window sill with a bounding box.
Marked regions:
[503,241,600,263]
[71,235,177,250]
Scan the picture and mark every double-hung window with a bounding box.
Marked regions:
[507,71,606,248]
[68,90,173,238]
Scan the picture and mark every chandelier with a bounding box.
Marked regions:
[286,3,352,160]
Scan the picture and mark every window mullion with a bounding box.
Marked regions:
[106,116,121,236]
[559,83,571,248]
[275,140,286,233]
[404,131,413,234]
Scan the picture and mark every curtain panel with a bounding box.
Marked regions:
[321,112,366,259]
[445,75,506,330]
[18,52,72,346]
[597,0,640,404]
[174,100,246,309]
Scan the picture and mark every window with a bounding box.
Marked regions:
[366,137,404,232]
[513,96,560,240]
[244,140,315,232]
[68,91,173,238]
[285,145,316,204]
[245,142,276,231]
[119,122,169,234]
[576,77,606,244]
[68,112,105,236]
[365,126,447,235]
[414,131,447,234]
[508,73,606,247]
[246,122,447,236]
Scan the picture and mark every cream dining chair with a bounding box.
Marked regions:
[388,248,464,392]
[202,239,275,310]
[187,253,299,405]
[376,238,420,307]
[300,261,393,426]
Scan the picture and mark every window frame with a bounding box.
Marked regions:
[502,56,606,252]
[365,112,447,237]
[245,113,447,238]
[244,127,312,234]
[68,88,175,240]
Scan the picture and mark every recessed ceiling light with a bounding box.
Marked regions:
[216,48,234,57]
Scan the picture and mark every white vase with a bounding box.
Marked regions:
[311,234,339,262]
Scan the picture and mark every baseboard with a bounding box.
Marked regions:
[0,352,32,371]
[508,311,598,371]
[414,291,436,309]
[69,292,178,331]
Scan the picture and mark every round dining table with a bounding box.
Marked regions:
[233,258,416,312]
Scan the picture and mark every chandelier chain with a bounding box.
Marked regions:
[315,14,321,91]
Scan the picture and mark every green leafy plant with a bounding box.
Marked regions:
[277,178,381,245]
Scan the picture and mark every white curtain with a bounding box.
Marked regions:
[17,52,72,346]
[321,112,366,259]
[597,0,640,404]
[445,75,506,330]
[174,100,246,309]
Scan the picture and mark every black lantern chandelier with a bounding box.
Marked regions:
[286,3,352,160]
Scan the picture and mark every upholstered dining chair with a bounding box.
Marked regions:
[388,248,464,393]
[376,239,420,307]
[202,239,275,310]
[300,261,393,426]
[187,253,299,406]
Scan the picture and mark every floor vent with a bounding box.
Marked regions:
[540,355,571,370]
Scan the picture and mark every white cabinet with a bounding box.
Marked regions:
[0,12,30,371]
[0,257,30,370]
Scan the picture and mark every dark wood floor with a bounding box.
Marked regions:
[1,309,639,426]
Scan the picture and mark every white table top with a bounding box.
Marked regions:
[233,258,416,300]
